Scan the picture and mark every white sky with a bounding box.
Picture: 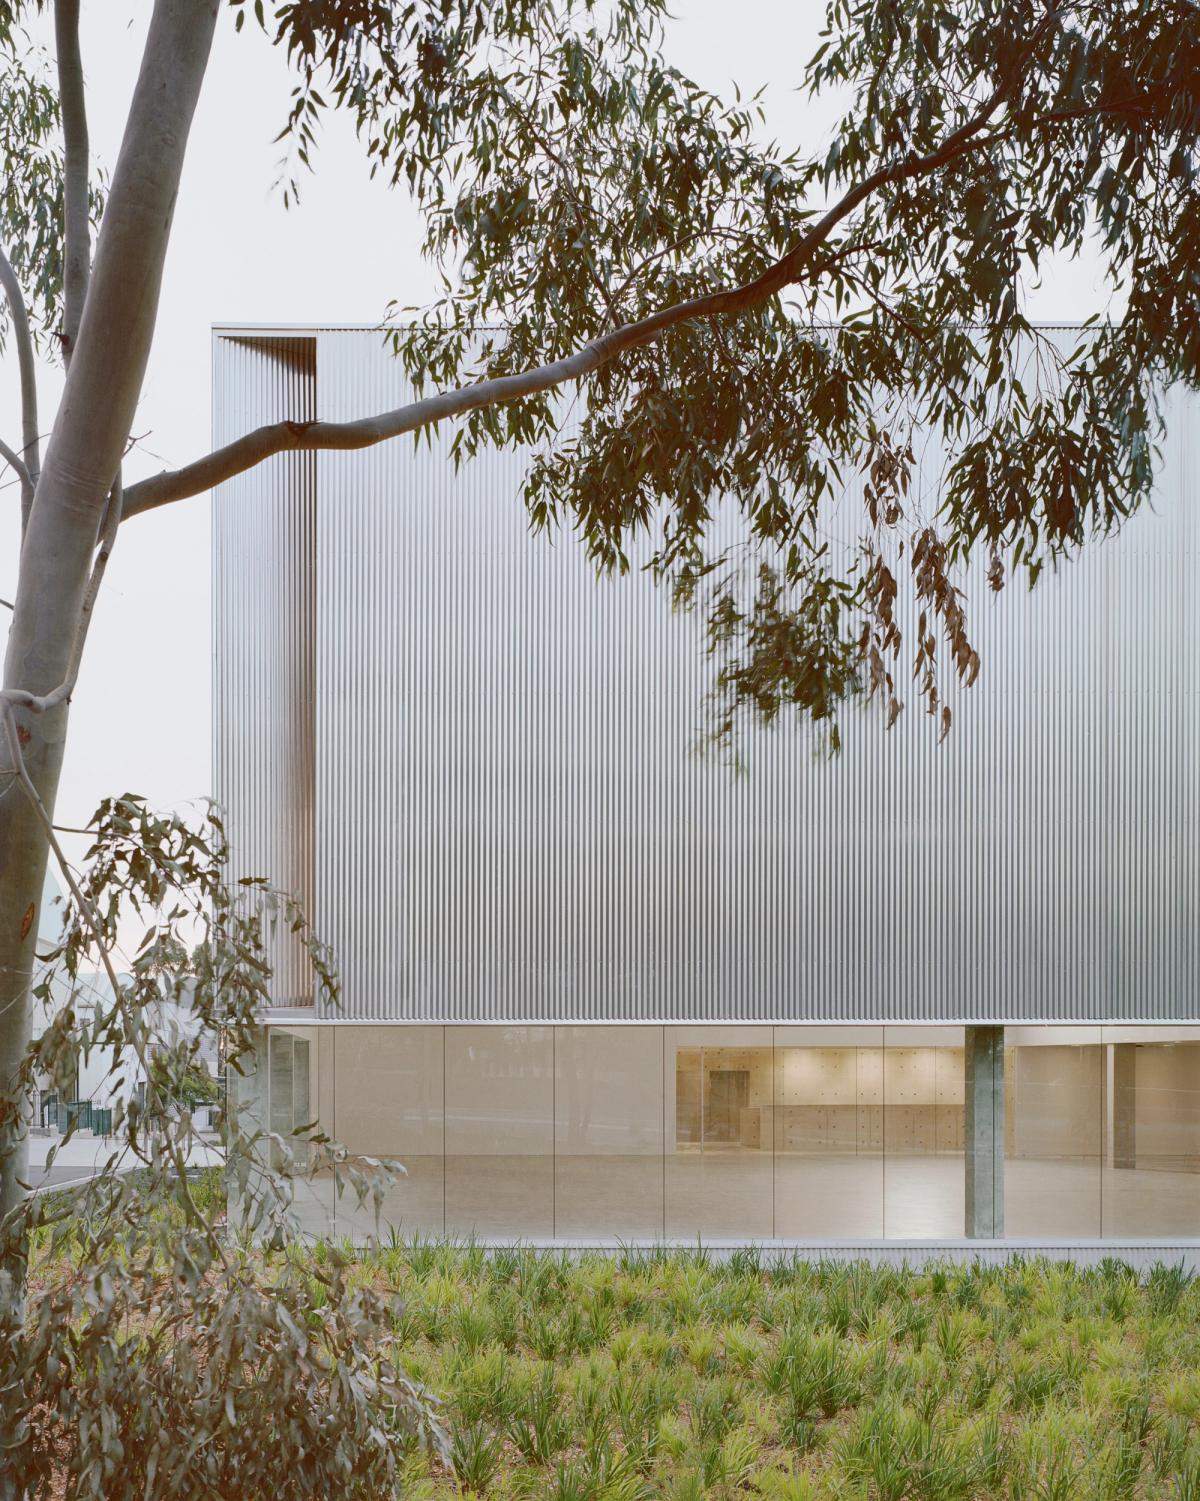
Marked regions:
[1,0,1115,859]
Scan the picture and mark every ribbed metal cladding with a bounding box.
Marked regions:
[212,326,1198,1023]
[212,335,317,1005]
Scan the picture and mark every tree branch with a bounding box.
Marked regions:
[0,438,32,495]
[55,0,91,366]
[0,246,41,529]
[122,68,1021,521]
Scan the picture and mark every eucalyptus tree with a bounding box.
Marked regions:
[1,0,1199,1244]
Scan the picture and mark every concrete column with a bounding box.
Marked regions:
[965,1026,1005,1238]
[1112,1043,1137,1169]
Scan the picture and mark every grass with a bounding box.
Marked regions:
[30,1202,1200,1498]
[292,1244,1200,1499]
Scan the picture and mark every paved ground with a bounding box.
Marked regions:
[35,1162,120,1188]
[26,1132,219,1193]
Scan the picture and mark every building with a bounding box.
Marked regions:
[215,324,1200,1255]
[29,873,221,1187]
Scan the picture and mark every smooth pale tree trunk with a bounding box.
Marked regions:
[0,0,220,1256]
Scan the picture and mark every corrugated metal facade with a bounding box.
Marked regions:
[213,327,1199,1023]
[212,335,317,1006]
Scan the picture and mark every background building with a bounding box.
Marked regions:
[28,872,221,1187]
[215,325,1200,1252]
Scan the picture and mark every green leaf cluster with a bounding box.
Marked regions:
[256,0,1200,743]
[3,796,446,1498]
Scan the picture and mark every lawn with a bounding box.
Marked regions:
[312,1242,1200,1500]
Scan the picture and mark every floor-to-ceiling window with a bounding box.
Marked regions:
[263,1023,1200,1244]
[330,1025,445,1239]
[1004,1026,1200,1239]
[882,1027,966,1238]
[445,1026,554,1238]
[666,1027,774,1240]
[555,1026,663,1239]
[1005,1026,1104,1237]
[1100,1027,1200,1238]
[773,1026,884,1237]
[258,1025,330,1233]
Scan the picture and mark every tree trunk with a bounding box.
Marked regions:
[0,0,220,1265]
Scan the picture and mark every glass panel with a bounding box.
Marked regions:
[675,1048,702,1145]
[265,1026,325,1227]
[291,1038,311,1174]
[445,1026,553,1238]
[1102,1026,1200,1238]
[293,1039,311,1126]
[554,1027,664,1239]
[268,1030,294,1140]
[774,1026,884,1237]
[883,1027,964,1238]
[331,1026,445,1240]
[666,1027,773,1240]
[1005,1026,1103,1237]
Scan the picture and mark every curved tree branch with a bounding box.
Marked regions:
[122,137,1006,517]
[0,437,32,494]
[55,0,91,366]
[0,246,41,529]
[123,56,1030,521]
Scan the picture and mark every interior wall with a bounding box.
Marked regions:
[1130,1041,1200,1170]
[680,1044,967,1155]
[1007,1045,1104,1161]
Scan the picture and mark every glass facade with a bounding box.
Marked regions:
[264,1024,1200,1242]
[267,1026,311,1169]
[445,1026,554,1239]
[330,1025,445,1239]
[555,1026,664,1240]
[1005,1027,1104,1237]
[774,1027,884,1239]
[667,1027,774,1240]
[1101,1030,1200,1237]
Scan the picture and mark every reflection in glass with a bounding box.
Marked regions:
[554,1027,664,1238]
[262,1021,1200,1246]
[330,1026,445,1240]
[445,1026,553,1238]
[264,1026,329,1233]
[1005,1027,1103,1237]
[666,1028,773,1240]
[774,1027,884,1238]
[882,1028,964,1238]
[1102,1028,1200,1237]
[268,1029,294,1141]
[268,1027,312,1170]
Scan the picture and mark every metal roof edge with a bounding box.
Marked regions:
[257,1014,1200,1027]
[213,319,1100,338]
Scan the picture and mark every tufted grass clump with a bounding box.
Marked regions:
[272,1246,1200,1497]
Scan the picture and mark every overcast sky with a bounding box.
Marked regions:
[0,0,1116,859]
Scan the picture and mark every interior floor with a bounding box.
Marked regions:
[286,1151,1200,1243]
